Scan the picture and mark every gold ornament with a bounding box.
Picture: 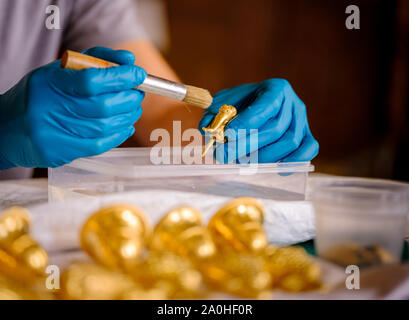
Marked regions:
[208,198,267,253]
[0,275,54,300]
[130,251,205,299]
[81,204,151,271]
[0,207,48,283]
[201,104,237,157]
[0,207,31,246]
[150,207,216,261]
[264,245,321,292]
[59,263,166,300]
[198,252,272,299]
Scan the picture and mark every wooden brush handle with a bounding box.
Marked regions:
[60,50,186,100]
[61,50,119,70]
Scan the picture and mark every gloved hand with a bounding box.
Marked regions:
[199,79,319,163]
[0,47,146,169]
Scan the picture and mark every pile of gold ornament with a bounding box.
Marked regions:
[0,198,322,300]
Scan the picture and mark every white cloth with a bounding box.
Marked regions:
[28,189,315,252]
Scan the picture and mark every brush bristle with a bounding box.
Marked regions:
[184,85,213,109]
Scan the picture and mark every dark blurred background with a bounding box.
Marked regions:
[139,0,409,181]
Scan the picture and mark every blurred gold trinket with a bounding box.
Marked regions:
[199,252,272,299]
[0,207,31,246]
[208,197,267,253]
[150,207,216,260]
[264,245,321,292]
[0,237,49,283]
[130,251,204,299]
[0,207,48,283]
[59,263,166,300]
[0,275,54,300]
[81,204,151,271]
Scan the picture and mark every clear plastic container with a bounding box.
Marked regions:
[313,178,409,267]
[48,147,314,202]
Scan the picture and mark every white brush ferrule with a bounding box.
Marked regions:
[137,75,187,101]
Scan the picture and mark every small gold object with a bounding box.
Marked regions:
[0,275,53,300]
[59,263,166,300]
[201,104,237,157]
[208,198,267,253]
[199,252,272,299]
[150,207,216,261]
[0,238,49,284]
[81,204,151,271]
[0,207,31,246]
[0,207,48,283]
[130,251,204,299]
[264,245,321,292]
[5,234,48,274]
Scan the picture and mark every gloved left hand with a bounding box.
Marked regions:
[199,79,319,163]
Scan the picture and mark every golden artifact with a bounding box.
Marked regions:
[130,251,204,299]
[0,207,31,246]
[150,207,216,261]
[0,275,53,300]
[264,245,321,292]
[320,243,397,268]
[208,198,267,253]
[0,240,48,284]
[59,263,166,300]
[81,204,151,271]
[0,207,48,283]
[201,104,237,157]
[198,252,272,299]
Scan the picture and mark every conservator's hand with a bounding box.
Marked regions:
[0,47,146,169]
[199,79,319,163]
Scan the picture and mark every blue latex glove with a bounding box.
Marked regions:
[0,47,146,169]
[199,79,319,163]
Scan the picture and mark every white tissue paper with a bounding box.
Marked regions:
[28,189,315,253]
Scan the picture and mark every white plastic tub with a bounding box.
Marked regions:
[313,178,409,267]
[48,148,314,202]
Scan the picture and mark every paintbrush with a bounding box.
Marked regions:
[60,50,213,109]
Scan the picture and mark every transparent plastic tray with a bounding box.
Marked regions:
[48,148,314,201]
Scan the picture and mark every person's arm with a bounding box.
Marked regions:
[115,40,204,147]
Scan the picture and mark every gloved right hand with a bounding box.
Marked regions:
[0,47,146,169]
